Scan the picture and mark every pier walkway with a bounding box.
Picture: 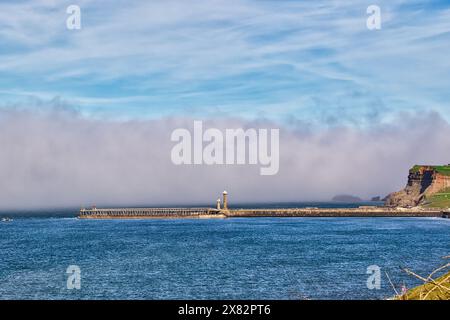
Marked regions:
[79,207,445,219]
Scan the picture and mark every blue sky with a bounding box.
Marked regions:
[1,0,450,124]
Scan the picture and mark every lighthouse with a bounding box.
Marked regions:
[216,198,221,210]
[222,191,228,210]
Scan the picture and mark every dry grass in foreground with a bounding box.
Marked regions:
[394,256,450,300]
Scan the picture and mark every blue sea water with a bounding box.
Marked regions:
[0,207,449,300]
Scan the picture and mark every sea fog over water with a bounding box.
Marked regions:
[0,205,449,300]
[0,202,384,218]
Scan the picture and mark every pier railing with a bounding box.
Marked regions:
[79,207,220,218]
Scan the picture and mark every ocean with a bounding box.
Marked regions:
[0,204,449,300]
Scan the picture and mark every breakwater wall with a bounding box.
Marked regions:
[225,208,444,218]
[78,207,446,219]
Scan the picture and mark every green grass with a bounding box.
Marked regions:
[424,187,450,208]
[397,271,450,300]
[435,166,450,176]
[410,165,450,176]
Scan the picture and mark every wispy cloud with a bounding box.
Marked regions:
[0,0,449,122]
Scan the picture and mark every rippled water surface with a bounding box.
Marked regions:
[1,216,449,299]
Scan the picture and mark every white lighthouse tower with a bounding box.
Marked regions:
[216,198,221,210]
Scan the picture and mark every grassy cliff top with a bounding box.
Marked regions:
[410,165,450,176]
[424,187,450,208]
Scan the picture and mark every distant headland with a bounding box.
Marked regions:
[331,195,363,202]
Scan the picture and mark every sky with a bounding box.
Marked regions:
[0,0,450,208]
[0,0,449,123]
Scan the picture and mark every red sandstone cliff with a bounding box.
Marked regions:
[385,165,450,207]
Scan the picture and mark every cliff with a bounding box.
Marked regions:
[385,165,450,207]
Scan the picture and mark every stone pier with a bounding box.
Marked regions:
[78,206,445,219]
[224,207,444,218]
